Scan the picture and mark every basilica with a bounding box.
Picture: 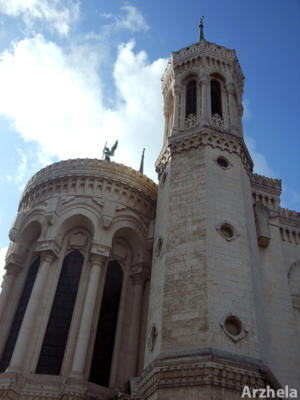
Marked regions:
[0,22,299,399]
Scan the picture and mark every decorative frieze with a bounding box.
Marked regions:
[155,127,253,177]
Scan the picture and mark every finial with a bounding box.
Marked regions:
[139,148,145,174]
[198,16,204,41]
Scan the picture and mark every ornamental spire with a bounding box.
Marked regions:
[139,148,145,174]
[198,16,204,41]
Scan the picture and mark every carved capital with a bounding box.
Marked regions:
[5,252,23,275]
[89,254,107,267]
[37,239,61,261]
[5,263,22,276]
[90,242,111,258]
[40,249,57,264]
[130,262,150,285]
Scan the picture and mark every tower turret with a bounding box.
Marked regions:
[142,24,287,399]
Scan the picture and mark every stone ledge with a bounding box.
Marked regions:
[138,348,280,399]
[251,173,282,196]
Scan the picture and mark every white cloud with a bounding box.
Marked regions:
[0,35,167,183]
[0,0,79,36]
[0,246,8,289]
[101,5,149,33]
[245,135,276,178]
[242,98,251,121]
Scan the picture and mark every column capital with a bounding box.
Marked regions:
[90,242,111,258]
[89,253,107,267]
[39,249,57,264]
[225,82,235,95]
[130,262,150,285]
[5,252,23,275]
[36,239,61,259]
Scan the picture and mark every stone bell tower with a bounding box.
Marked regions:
[140,20,281,399]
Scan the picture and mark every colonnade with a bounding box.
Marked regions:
[0,232,150,387]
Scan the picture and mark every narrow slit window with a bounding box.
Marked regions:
[36,250,83,375]
[89,260,123,387]
[211,79,222,117]
[186,80,197,117]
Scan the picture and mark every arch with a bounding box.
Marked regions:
[50,207,97,244]
[89,260,123,387]
[36,250,84,375]
[13,218,43,258]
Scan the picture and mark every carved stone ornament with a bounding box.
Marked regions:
[68,231,88,250]
[219,311,248,342]
[210,113,224,130]
[147,324,158,352]
[184,114,200,129]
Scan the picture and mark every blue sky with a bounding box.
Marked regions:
[0,0,299,281]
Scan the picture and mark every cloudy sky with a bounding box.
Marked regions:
[0,0,299,283]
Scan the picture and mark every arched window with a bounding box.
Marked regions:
[0,257,40,372]
[89,260,123,387]
[211,79,222,117]
[36,250,83,375]
[186,80,197,117]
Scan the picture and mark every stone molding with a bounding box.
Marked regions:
[138,348,280,399]
[18,160,157,221]
[155,127,253,177]
[250,173,282,196]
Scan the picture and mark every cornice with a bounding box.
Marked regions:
[138,348,280,399]
[18,159,158,218]
[250,173,281,196]
[155,127,253,178]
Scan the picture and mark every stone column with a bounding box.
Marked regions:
[226,82,238,134]
[0,264,21,323]
[200,77,209,125]
[69,254,106,378]
[172,87,181,131]
[127,263,149,377]
[0,261,22,357]
[7,250,56,373]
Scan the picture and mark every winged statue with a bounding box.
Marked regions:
[103,140,118,161]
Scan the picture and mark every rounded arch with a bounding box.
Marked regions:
[50,206,98,243]
[209,71,226,83]
[111,223,148,265]
[13,217,43,258]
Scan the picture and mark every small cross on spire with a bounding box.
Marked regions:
[198,16,205,41]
